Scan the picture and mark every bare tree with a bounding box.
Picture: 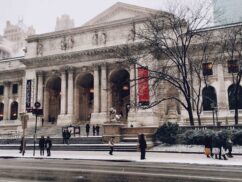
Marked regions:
[115,1,214,126]
[220,25,242,125]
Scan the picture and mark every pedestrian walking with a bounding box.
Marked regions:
[226,137,233,158]
[138,134,147,160]
[204,135,212,158]
[109,137,114,155]
[86,123,90,137]
[39,136,45,156]
[62,129,68,144]
[45,136,52,157]
[96,125,100,136]
[19,136,26,156]
[92,125,96,136]
[41,118,44,127]
[66,130,71,144]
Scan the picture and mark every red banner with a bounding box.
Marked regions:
[138,67,149,105]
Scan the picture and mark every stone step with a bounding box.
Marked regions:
[0,143,138,151]
[0,137,103,145]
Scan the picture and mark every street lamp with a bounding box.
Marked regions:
[32,101,42,156]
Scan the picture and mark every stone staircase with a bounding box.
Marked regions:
[0,124,137,151]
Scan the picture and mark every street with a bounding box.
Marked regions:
[0,158,241,182]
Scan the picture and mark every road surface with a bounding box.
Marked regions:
[0,158,241,182]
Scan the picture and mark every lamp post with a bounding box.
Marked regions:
[33,101,41,156]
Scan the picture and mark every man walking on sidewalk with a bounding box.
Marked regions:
[109,137,114,155]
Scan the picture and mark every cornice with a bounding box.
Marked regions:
[26,16,147,42]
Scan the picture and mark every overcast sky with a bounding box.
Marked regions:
[0,0,203,35]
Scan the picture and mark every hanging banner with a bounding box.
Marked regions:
[138,67,149,105]
[26,80,32,112]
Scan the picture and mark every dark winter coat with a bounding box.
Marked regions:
[45,138,52,149]
[39,138,45,149]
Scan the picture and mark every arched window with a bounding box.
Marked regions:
[228,84,242,110]
[202,86,217,111]
[10,101,18,120]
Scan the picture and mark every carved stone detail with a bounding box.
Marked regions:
[61,36,74,50]
[36,41,43,56]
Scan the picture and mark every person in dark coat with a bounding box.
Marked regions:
[62,129,66,144]
[226,137,233,158]
[204,135,213,158]
[19,136,26,156]
[86,123,90,137]
[96,125,100,136]
[45,136,52,156]
[139,134,147,160]
[66,130,71,144]
[39,136,45,156]
[92,125,96,136]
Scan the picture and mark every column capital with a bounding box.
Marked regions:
[3,81,11,86]
[50,69,61,77]
[36,70,45,77]
[100,62,109,68]
[67,66,75,73]
[92,63,100,69]
[15,79,23,85]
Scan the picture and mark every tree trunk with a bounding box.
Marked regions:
[187,101,194,126]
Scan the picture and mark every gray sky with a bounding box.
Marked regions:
[0,0,202,35]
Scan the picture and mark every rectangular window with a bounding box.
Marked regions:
[228,60,239,73]
[12,84,18,94]
[0,85,3,95]
[202,63,213,76]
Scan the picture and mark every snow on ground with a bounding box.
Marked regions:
[0,150,242,166]
[150,144,242,154]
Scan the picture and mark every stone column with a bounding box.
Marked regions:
[217,64,228,119]
[129,64,136,111]
[60,70,67,115]
[3,81,10,120]
[18,80,22,114]
[67,67,74,115]
[36,71,44,108]
[101,64,107,112]
[93,65,100,113]
[43,88,49,122]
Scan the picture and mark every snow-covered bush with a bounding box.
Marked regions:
[155,122,179,144]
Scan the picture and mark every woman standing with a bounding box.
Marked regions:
[139,134,147,160]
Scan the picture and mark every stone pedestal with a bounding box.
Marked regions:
[128,109,159,127]
[102,123,125,143]
[57,114,73,126]
[90,112,108,125]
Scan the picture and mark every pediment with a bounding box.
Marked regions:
[84,2,158,26]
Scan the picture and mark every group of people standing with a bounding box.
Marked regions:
[39,136,52,156]
[19,136,52,157]
[85,124,100,137]
[204,134,233,160]
[62,129,71,144]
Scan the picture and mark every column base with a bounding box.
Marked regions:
[90,112,108,125]
[128,109,160,127]
[57,114,73,126]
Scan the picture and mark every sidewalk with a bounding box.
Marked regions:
[1,150,242,166]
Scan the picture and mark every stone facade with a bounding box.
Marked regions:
[0,2,241,131]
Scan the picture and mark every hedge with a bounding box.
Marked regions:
[155,122,242,145]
